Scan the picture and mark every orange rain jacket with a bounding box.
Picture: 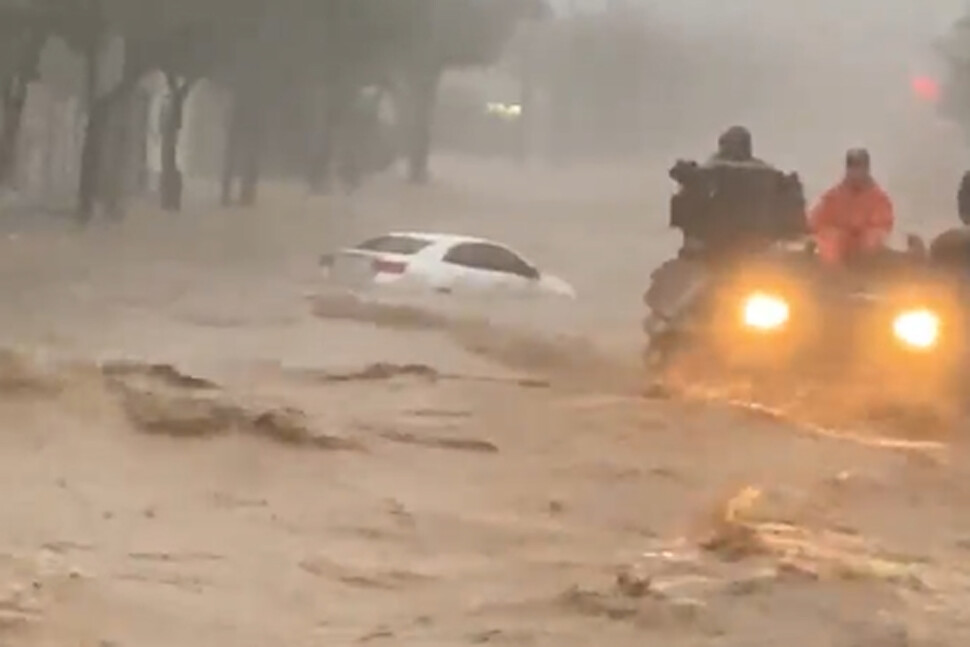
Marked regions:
[808,180,894,264]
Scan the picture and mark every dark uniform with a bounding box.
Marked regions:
[669,126,805,260]
[926,171,970,273]
[921,170,970,271]
[958,170,970,226]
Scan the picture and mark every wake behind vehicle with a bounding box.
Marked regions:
[643,157,969,404]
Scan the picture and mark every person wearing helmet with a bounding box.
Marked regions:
[669,126,803,258]
[808,148,894,266]
[706,125,769,166]
[668,125,764,185]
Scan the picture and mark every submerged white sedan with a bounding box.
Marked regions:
[319,231,576,298]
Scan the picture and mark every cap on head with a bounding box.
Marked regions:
[845,148,870,169]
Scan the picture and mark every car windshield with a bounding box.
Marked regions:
[354,235,432,255]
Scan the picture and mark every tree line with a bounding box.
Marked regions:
[0,0,547,222]
[938,10,970,142]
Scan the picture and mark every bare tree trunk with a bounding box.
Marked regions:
[42,92,56,195]
[0,79,28,188]
[406,67,441,185]
[77,97,108,223]
[131,88,150,194]
[306,0,343,194]
[219,85,263,208]
[307,86,351,194]
[77,32,103,223]
[0,30,48,188]
[160,73,193,211]
[82,35,99,113]
[238,105,262,207]
[103,40,160,221]
[307,111,335,194]
[101,92,132,219]
[230,78,265,207]
[77,80,142,223]
[220,92,240,207]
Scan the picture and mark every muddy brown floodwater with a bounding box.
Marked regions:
[0,159,968,646]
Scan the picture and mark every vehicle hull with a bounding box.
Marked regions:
[643,250,969,407]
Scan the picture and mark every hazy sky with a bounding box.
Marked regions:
[551,0,965,37]
[544,0,970,208]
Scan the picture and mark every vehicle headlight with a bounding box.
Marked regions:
[741,292,790,331]
[892,309,940,350]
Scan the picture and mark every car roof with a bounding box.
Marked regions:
[384,231,497,247]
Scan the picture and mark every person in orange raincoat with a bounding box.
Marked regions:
[808,149,894,265]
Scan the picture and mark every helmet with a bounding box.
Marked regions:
[717,126,753,161]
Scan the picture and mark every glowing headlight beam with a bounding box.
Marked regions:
[741,292,790,331]
[893,309,940,350]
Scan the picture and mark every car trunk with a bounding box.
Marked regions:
[320,250,409,289]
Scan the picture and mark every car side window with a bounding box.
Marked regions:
[443,242,539,279]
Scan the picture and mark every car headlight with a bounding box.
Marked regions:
[741,292,790,331]
[893,309,940,350]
